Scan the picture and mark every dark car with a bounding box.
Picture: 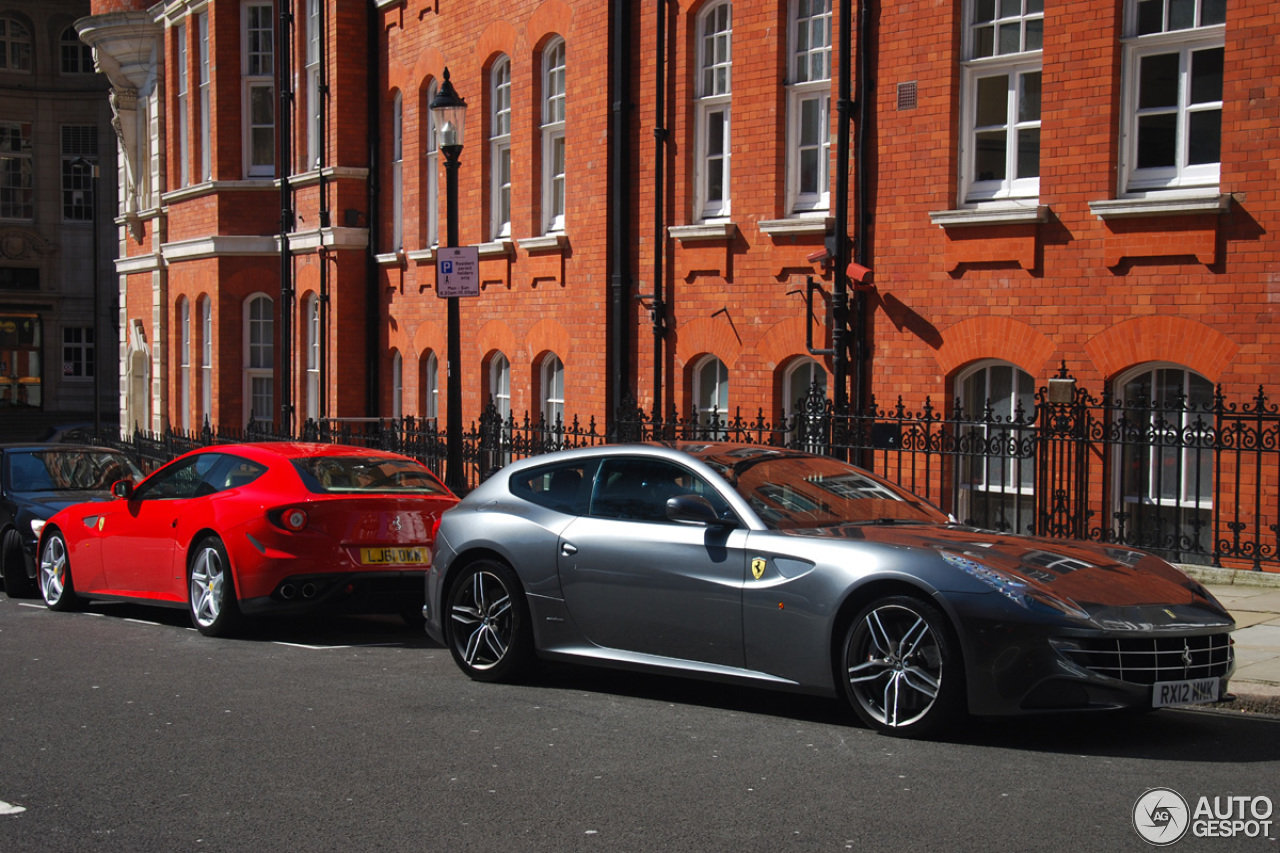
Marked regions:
[0,444,143,598]
[425,442,1235,737]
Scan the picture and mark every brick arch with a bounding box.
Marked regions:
[475,320,520,365]
[934,316,1056,377]
[529,1,575,43]
[674,315,743,369]
[476,20,520,68]
[1085,316,1239,383]
[525,318,571,365]
[755,316,827,371]
[412,319,446,360]
[409,48,446,92]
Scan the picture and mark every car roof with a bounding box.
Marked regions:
[177,442,424,463]
[0,443,131,453]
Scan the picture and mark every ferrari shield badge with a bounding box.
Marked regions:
[751,557,767,580]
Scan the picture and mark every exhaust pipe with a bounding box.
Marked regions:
[302,583,318,599]
[279,584,297,600]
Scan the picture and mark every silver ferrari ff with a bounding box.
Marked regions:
[423,443,1235,736]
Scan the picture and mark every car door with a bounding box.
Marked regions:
[556,456,748,668]
[98,452,227,599]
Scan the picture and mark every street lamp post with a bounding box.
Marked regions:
[430,69,468,493]
[74,157,101,439]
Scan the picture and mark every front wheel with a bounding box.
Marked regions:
[39,531,84,612]
[2,529,36,598]
[841,595,965,738]
[188,536,242,637]
[445,560,534,682]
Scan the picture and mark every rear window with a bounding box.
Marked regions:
[510,459,596,515]
[292,456,450,496]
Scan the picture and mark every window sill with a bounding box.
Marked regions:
[478,239,515,259]
[929,204,1048,229]
[161,180,278,205]
[374,251,405,267]
[669,222,737,243]
[407,248,436,264]
[518,233,569,253]
[1089,193,1230,220]
[759,217,831,236]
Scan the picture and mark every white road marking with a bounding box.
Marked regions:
[0,800,26,816]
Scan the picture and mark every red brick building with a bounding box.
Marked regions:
[78,1,1277,520]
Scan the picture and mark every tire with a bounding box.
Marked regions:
[445,560,534,682]
[188,536,242,637]
[840,595,965,738]
[39,531,84,612]
[2,529,36,598]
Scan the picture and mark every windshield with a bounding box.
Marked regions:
[710,451,948,530]
[5,449,143,493]
[292,456,451,496]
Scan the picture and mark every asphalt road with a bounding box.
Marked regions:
[1,595,1278,853]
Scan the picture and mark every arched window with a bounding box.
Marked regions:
[419,350,438,419]
[390,350,403,418]
[1113,363,1214,562]
[423,79,439,248]
[487,352,512,466]
[783,357,827,449]
[541,353,565,427]
[490,56,512,239]
[955,360,1036,532]
[693,355,729,435]
[541,38,566,234]
[243,294,274,425]
[391,91,403,251]
[62,26,94,74]
[304,294,320,421]
[199,296,212,423]
[178,298,191,431]
[695,2,732,221]
[0,17,32,73]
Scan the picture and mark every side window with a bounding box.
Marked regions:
[510,459,597,515]
[219,456,267,490]
[590,458,731,523]
[133,453,224,500]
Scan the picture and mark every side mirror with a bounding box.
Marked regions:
[665,494,736,527]
[111,479,134,499]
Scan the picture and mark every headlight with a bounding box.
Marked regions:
[941,551,1090,619]
[29,519,45,537]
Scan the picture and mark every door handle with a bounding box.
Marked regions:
[561,543,578,555]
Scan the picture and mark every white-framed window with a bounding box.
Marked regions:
[61,125,97,222]
[423,80,439,248]
[783,356,827,450]
[693,355,729,427]
[488,352,512,466]
[1113,363,1214,561]
[199,295,212,423]
[960,0,1042,204]
[242,2,275,178]
[178,298,191,431]
[787,0,831,215]
[243,293,274,425]
[541,353,564,426]
[198,13,211,181]
[0,16,32,73]
[305,0,322,170]
[391,350,403,418]
[391,91,403,251]
[0,121,33,220]
[176,23,189,187]
[541,38,566,234]
[1119,0,1224,195]
[305,294,320,421]
[695,2,732,221]
[62,326,94,378]
[490,56,512,239]
[956,361,1036,532]
[61,26,93,75]
[420,350,438,419]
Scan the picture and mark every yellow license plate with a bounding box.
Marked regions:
[359,547,430,566]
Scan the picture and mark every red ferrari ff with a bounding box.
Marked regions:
[36,443,458,636]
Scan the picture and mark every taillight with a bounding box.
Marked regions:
[280,508,309,531]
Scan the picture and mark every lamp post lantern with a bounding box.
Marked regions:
[430,68,468,492]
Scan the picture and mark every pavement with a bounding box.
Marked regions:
[1182,565,1280,715]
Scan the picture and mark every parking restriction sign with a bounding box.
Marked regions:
[436,246,480,298]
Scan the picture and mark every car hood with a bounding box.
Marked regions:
[790,522,1232,628]
[14,490,116,517]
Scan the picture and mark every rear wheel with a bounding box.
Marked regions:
[39,531,84,612]
[445,560,534,682]
[2,529,35,598]
[188,536,242,637]
[840,595,965,738]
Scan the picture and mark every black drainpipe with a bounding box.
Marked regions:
[365,1,381,417]
[608,0,633,426]
[651,0,667,419]
[852,0,872,413]
[317,0,330,420]
[277,0,295,431]
[831,0,852,415]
